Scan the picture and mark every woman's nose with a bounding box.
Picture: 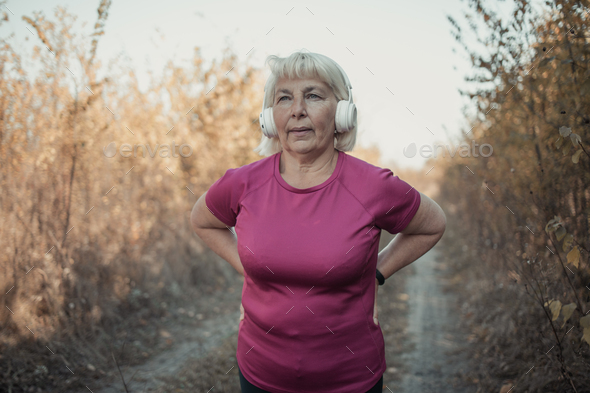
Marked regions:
[291,96,307,117]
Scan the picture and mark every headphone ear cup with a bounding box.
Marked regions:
[335,101,357,133]
[335,101,345,132]
[349,104,357,130]
[260,107,277,138]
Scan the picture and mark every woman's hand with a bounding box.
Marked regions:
[373,278,379,325]
[239,301,244,323]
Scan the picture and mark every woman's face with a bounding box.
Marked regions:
[272,76,338,156]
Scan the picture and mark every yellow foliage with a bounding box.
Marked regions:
[555,226,566,241]
[544,299,562,321]
[567,246,580,269]
[0,3,265,345]
[562,234,573,252]
[440,0,590,381]
[560,303,576,328]
[581,315,590,346]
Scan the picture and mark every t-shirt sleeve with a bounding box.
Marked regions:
[205,168,242,227]
[372,168,421,234]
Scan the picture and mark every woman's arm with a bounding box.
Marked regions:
[376,192,446,279]
[190,191,245,276]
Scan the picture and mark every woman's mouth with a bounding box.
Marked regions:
[290,129,312,135]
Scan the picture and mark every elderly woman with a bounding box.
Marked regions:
[190,51,446,393]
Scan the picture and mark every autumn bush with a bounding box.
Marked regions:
[437,0,590,391]
[0,1,266,390]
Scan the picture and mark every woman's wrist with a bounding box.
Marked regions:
[376,269,385,286]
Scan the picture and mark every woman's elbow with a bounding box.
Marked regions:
[422,197,446,237]
[440,214,447,236]
[190,197,205,233]
[435,208,447,238]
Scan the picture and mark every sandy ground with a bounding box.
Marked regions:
[91,287,243,393]
[395,248,475,393]
[89,246,476,393]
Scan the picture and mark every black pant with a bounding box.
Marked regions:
[238,366,383,393]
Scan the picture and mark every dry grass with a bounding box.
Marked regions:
[0,2,263,391]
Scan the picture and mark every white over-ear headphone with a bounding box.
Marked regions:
[259,60,357,138]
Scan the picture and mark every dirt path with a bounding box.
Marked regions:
[93,286,243,393]
[394,247,474,393]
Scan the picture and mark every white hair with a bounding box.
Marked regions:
[253,50,358,157]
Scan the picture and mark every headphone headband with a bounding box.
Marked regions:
[333,61,352,90]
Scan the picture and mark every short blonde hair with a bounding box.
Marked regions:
[253,50,357,157]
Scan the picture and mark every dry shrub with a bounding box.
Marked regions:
[0,1,264,390]
[437,0,590,391]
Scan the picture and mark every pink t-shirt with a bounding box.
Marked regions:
[205,149,421,393]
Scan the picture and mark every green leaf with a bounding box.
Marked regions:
[561,303,577,328]
[555,226,566,241]
[573,149,583,163]
[567,246,581,268]
[581,314,590,329]
[562,233,574,252]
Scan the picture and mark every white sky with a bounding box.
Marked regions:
[1,0,543,170]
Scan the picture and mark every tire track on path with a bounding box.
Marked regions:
[395,247,474,393]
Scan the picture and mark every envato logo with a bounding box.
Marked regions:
[403,141,493,158]
[103,141,193,158]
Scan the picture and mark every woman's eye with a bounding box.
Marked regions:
[308,94,320,99]
[278,96,288,102]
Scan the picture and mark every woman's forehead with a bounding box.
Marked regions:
[274,76,331,92]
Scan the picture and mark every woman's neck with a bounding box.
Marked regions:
[279,148,338,180]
